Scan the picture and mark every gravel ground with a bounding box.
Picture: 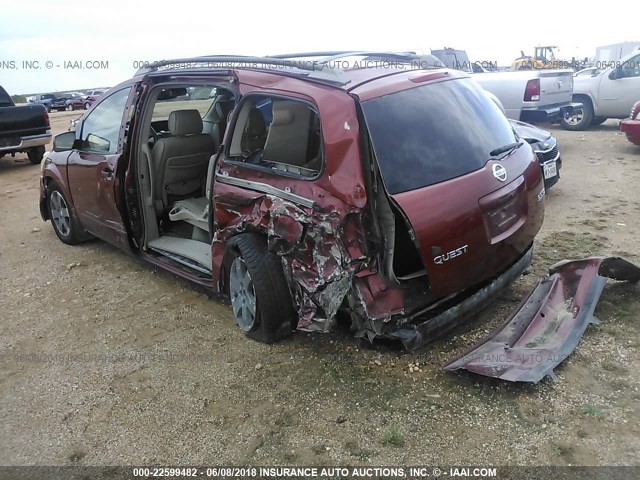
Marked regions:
[1,111,639,467]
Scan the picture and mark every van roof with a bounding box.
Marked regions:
[133,52,447,90]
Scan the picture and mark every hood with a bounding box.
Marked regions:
[509,119,551,144]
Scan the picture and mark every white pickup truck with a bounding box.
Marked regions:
[430,48,580,123]
[561,50,640,130]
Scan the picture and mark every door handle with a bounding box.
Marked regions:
[102,167,114,179]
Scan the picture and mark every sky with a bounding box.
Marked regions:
[1,0,638,94]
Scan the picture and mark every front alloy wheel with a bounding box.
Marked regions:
[50,190,71,237]
[47,185,82,245]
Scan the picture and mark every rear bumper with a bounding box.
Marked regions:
[520,102,582,123]
[382,244,534,350]
[0,132,51,153]
[444,257,640,382]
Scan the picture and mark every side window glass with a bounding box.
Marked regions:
[228,95,322,177]
[80,87,131,154]
[621,55,640,78]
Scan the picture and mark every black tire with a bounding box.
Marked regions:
[222,233,295,343]
[46,183,82,245]
[66,104,74,111]
[27,146,45,165]
[591,117,607,126]
[561,101,593,130]
[46,105,51,113]
[84,102,90,110]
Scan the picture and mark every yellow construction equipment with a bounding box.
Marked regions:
[512,46,565,70]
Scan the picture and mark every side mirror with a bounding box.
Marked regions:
[53,131,77,152]
[609,67,622,80]
[86,133,110,152]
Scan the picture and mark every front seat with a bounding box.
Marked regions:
[211,98,234,149]
[151,109,215,215]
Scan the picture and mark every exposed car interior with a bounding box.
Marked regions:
[227,95,323,176]
[136,86,323,274]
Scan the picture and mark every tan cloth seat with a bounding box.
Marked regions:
[263,101,311,166]
[151,109,215,214]
[169,152,219,233]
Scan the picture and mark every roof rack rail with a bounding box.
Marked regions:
[268,50,444,68]
[268,51,420,63]
[135,55,351,85]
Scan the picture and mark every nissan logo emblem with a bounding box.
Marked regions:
[492,163,507,182]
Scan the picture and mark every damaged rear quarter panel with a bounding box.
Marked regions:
[211,81,375,332]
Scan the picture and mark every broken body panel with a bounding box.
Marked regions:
[444,257,640,382]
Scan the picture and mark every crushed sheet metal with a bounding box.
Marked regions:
[443,257,640,383]
[212,188,368,333]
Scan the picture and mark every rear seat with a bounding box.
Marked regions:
[168,151,218,234]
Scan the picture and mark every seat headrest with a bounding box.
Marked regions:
[271,108,294,126]
[271,101,309,126]
[168,110,203,136]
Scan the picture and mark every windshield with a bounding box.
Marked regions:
[0,86,14,107]
[361,78,517,194]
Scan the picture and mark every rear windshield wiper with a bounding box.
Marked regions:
[489,141,522,159]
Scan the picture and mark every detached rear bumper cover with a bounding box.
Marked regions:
[444,257,640,383]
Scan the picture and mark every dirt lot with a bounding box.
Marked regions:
[1,111,639,467]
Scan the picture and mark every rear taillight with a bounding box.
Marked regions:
[524,79,540,102]
[631,102,640,120]
[44,110,50,127]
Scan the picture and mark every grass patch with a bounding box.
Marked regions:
[581,405,604,417]
[345,440,375,460]
[382,426,405,447]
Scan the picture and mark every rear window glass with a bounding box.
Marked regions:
[361,78,517,194]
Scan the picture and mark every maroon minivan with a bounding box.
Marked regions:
[39,53,545,349]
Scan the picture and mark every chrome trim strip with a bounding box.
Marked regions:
[216,172,316,208]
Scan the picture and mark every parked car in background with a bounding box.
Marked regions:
[430,47,581,123]
[486,90,562,189]
[30,93,57,112]
[510,119,562,188]
[0,85,51,164]
[83,89,106,109]
[574,67,603,77]
[562,50,640,130]
[620,101,640,145]
[64,92,85,111]
[40,52,546,357]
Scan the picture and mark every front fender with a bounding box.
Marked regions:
[40,151,73,220]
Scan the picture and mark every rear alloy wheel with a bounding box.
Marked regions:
[229,256,257,332]
[561,102,593,130]
[47,185,81,245]
[27,146,45,165]
[224,233,295,343]
[66,104,74,111]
